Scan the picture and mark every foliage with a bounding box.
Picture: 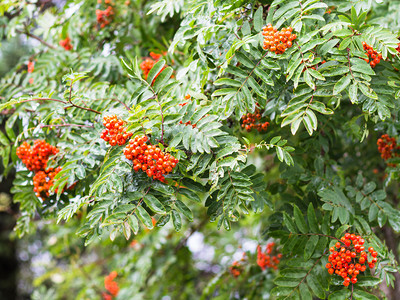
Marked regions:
[1,0,400,299]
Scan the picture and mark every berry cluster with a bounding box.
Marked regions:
[123,135,178,182]
[96,6,114,28]
[16,140,59,172]
[229,261,242,278]
[377,134,399,160]
[262,24,296,54]
[103,271,119,300]
[362,42,382,68]
[326,233,378,287]
[101,115,132,146]
[59,36,73,51]
[27,61,34,73]
[257,242,282,271]
[33,167,62,198]
[16,140,65,200]
[241,108,269,132]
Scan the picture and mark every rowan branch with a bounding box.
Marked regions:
[40,124,94,128]
[16,28,56,49]
[16,98,101,114]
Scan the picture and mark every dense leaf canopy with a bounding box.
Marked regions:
[0,0,400,299]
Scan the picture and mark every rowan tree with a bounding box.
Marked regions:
[0,0,400,299]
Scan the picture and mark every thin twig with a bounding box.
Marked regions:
[40,124,94,128]
[350,282,354,300]
[66,80,101,114]
[17,98,67,104]
[15,97,102,114]
[112,98,130,111]
[347,48,356,80]
[233,31,242,40]
[16,28,56,49]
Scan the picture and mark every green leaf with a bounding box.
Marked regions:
[338,207,349,224]
[309,101,333,115]
[136,206,153,229]
[307,203,319,233]
[128,215,139,234]
[280,268,308,278]
[123,221,131,240]
[274,276,301,287]
[368,204,378,222]
[320,39,340,55]
[293,204,308,234]
[212,88,237,97]
[283,212,297,233]
[236,52,255,68]
[306,110,317,130]
[304,235,319,260]
[75,165,86,179]
[241,21,251,36]
[214,78,242,87]
[291,117,302,135]
[179,188,201,202]
[349,82,358,103]
[335,225,349,238]
[253,6,263,32]
[171,210,182,231]
[270,136,281,144]
[359,83,378,99]
[270,286,293,298]
[0,131,10,146]
[328,290,351,300]
[175,200,193,221]
[356,276,382,287]
[276,146,284,162]
[333,28,352,37]
[147,59,166,84]
[307,275,325,299]
[153,67,173,92]
[299,282,312,300]
[363,182,376,194]
[254,67,274,85]
[338,37,352,50]
[143,194,166,214]
[303,115,314,135]
[353,290,379,300]
[333,74,351,95]
[304,70,315,90]
[308,68,325,81]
